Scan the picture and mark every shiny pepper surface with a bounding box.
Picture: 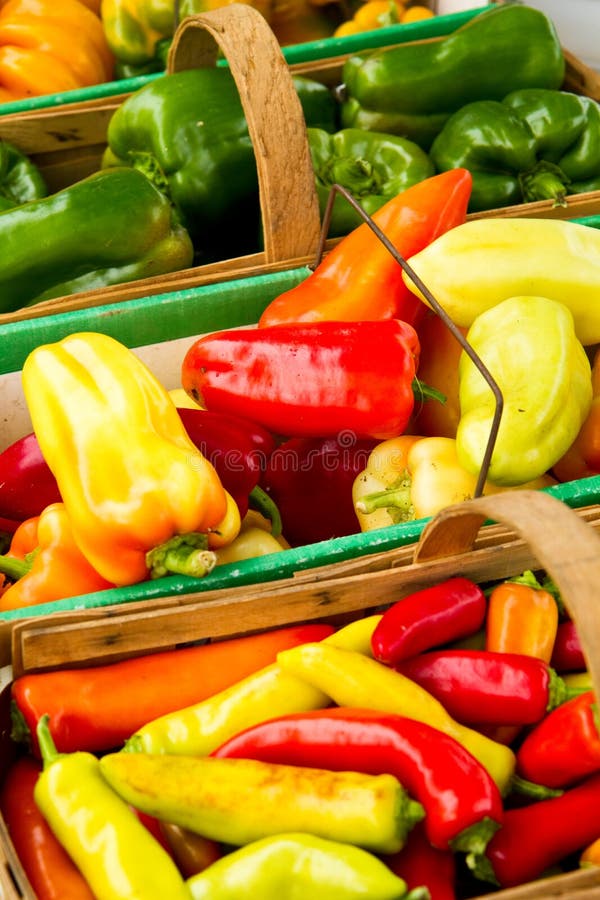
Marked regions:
[21,332,235,586]
[0,0,114,103]
[186,833,412,900]
[457,296,592,485]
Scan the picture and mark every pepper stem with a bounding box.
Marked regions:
[450,816,501,857]
[355,479,413,519]
[520,160,571,207]
[248,485,283,538]
[548,666,590,710]
[509,773,564,800]
[146,533,217,580]
[36,714,61,769]
[0,553,33,581]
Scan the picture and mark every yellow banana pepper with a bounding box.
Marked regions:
[353,435,556,531]
[21,332,239,586]
[403,218,600,346]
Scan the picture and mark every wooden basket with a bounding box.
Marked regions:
[1,7,600,325]
[2,490,600,897]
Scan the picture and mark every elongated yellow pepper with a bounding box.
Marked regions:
[403,217,600,345]
[21,332,239,586]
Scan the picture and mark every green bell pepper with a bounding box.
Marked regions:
[0,140,47,212]
[0,167,193,314]
[103,68,337,262]
[186,833,414,900]
[430,89,600,212]
[307,126,434,236]
[457,295,593,487]
[340,4,565,149]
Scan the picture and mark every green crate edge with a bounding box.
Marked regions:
[1,212,599,622]
[0,7,490,117]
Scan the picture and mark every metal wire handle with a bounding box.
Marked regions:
[315,183,504,498]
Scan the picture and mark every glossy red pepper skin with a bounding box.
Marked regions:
[260,435,377,546]
[181,319,420,440]
[212,706,504,853]
[395,650,571,726]
[0,756,95,900]
[177,407,276,517]
[383,823,457,900]
[550,619,586,673]
[516,690,600,788]
[11,622,335,756]
[0,432,61,520]
[371,577,486,665]
[476,772,600,888]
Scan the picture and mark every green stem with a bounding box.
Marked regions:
[0,553,31,580]
[510,773,563,800]
[146,533,217,580]
[248,485,283,538]
[520,160,571,207]
[355,481,412,516]
[413,377,446,406]
[36,714,61,769]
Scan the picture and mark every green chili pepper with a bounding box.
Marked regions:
[340,4,565,149]
[457,295,593,486]
[0,140,47,212]
[103,68,337,261]
[431,90,600,212]
[0,166,193,313]
[186,832,422,900]
[306,127,434,236]
[99,753,425,854]
[33,715,190,900]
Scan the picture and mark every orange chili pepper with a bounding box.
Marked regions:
[485,572,559,664]
[553,346,600,482]
[0,501,114,611]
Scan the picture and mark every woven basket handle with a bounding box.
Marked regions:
[167,3,322,263]
[415,489,600,696]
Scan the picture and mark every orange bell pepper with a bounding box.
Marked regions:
[0,0,113,102]
[553,346,600,482]
[486,572,560,664]
[21,332,238,586]
[0,502,114,610]
[412,313,467,439]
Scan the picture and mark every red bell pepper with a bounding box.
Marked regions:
[257,168,472,330]
[471,772,600,888]
[177,407,276,518]
[260,435,377,546]
[371,577,486,665]
[0,756,95,900]
[395,649,585,726]
[212,706,504,854]
[550,619,586,673]
[11,622,335,756]
[0,432,61,521]
[383,823,457,900]
[181,319,420,440]
[516,690,600,789]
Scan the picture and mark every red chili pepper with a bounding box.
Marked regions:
[260,435,377,546]
[257,169,472,330]
[471,772,600,888]
[11,622,335,756]
[0,432,61,520]
[383,822,457,900]
[395,649,583,726]
[181,319,420,440]
[550,619,586,673]
[371,577,486,665]
[212,706,504,853]
[177,407,276,517]
[516,690,600,789]
[0,756,95,900]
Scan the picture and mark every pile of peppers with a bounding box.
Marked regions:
[3,565,600,898]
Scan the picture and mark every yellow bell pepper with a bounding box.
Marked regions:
[215,510,289,566]
[353,435,556,531]
[0,0,114,102]
[21,332,240,586]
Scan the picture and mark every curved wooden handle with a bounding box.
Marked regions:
[167,4,322,263]
[415,490,600,697]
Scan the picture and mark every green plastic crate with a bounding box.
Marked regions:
[1,212,599,622]
[0,7,491,117]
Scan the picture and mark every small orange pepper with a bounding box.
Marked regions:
[553,346,600,482]
[486,572,559,664]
